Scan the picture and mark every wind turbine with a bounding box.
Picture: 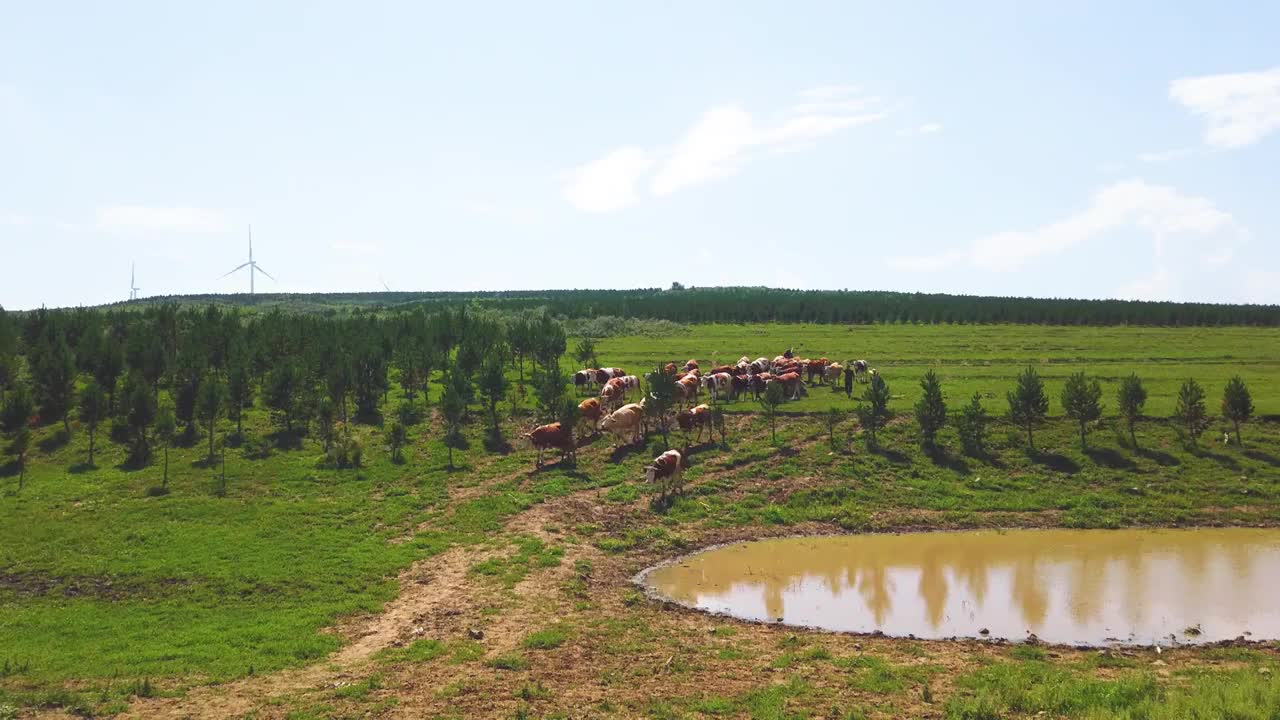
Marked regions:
[129,262,141,301]
[220,225,275,294]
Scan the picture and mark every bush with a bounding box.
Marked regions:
[322,434,363,469]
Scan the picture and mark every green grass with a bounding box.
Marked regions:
[2,321,1280,715]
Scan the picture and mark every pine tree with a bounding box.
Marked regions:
[1060,371,1103,450]
[1007,366,1049,450]
[120,371,156,462]
[154,403,176,489]
[386,420,407,463]
[646,365,677,449]
[857,373,891,449]
[477,356,509,437]
[760,381,785,445]
[78,379,107,466]
[1116,373,1147,449]
[1222,376,1253,445]
[1174,378,1209,448]
[955,392,988,457]
[440,371,468,468]
[264,361,301,434]
[32,333,76,432]
[226,346,253,437]
[573,337,599,369]
[913,370,946,449]
[824,407,844,450]
[196,371,226,462]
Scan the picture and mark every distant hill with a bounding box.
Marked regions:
[92,287,1280,326]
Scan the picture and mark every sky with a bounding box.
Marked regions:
[2,1,1278,310]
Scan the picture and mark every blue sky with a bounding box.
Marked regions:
[2,1,1278,310]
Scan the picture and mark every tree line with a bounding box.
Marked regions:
[116,286,1280,327]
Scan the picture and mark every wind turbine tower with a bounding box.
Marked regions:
[129,263,140,301]
[220,226,275,295]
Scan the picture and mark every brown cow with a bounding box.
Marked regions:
[645,449,685,502]
[675,375,701,404]
[806,358,829,384]
[522,422,575,468]
[776,371,806,400]
[708,364,734,377]
[750,372,775,400]
[676,403,712,442]
[683,359,699,372]
[577,398,604,434]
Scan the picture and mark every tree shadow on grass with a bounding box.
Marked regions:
[116,453,152,473]
[483,431,513,455]
[1191,447,1241,471]
[925,445,971,475]
[268,429,305,451]
[0,460,19,478]
[1027,449,1081,474]
[1084,447,1137,471]
[37,430,70,454]
[68,461,97,475]
[1135,448,1180,467]
[1244,449,1280,468]
[871,446,912,465]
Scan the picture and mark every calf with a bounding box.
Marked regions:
[675,403,712,442]
[522,422,575,468]
[645,449,686,502]
[577,398,604,434]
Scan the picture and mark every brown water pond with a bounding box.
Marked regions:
[638,528,1280,646]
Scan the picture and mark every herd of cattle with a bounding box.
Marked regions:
[521,351,876,502]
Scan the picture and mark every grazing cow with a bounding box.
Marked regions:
[709,364,734,377]
[522,422,575,468]
[806,358,829,385]
[574,369,598,395]
[600,377,628,410]
[731,373,752,399]
[772,354,790,368]
[600,403,645,446]
[675,375,701,404]
[577,398,604,434]
[750,372,775,400]
[663,362,679,376]
[645,449,685,502]
[824,363,844,386]
[750,357,771,375]
[702,372,734,402]
[594,367,626,385]
[620,374,641,395]
[683,359,699,372]
[676,404,712,442]
[776,371,806,400]
[851,359,870,383]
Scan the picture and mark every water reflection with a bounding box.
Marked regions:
[640,529,1280,645]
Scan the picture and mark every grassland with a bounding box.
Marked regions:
[2,323,1280,718]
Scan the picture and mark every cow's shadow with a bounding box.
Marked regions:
[608,442,649,464]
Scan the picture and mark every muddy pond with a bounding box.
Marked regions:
[639,528,1280,646]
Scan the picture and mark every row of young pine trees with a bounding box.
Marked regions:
[817,367,1256,457]
[0,304,591,488]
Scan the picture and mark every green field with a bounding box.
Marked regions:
[3,322,1280,718]
[596,323,1280,415]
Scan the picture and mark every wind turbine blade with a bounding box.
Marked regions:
[255,266,277,281]
[220,262,251,278]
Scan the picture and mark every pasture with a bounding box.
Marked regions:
[3,322,1280,718]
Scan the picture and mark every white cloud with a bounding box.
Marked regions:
[1137,147,1197,163]
[1243,270,1280,304]
[1115,266,1177,301]
[565,86,888,210]
[1169,66,1280,148]
[331,240,381,256]
[897,122,943,137]
[562,146,653,213]
[97,205,230,233]
[888,179,1244,273]
[0,211,34,227]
